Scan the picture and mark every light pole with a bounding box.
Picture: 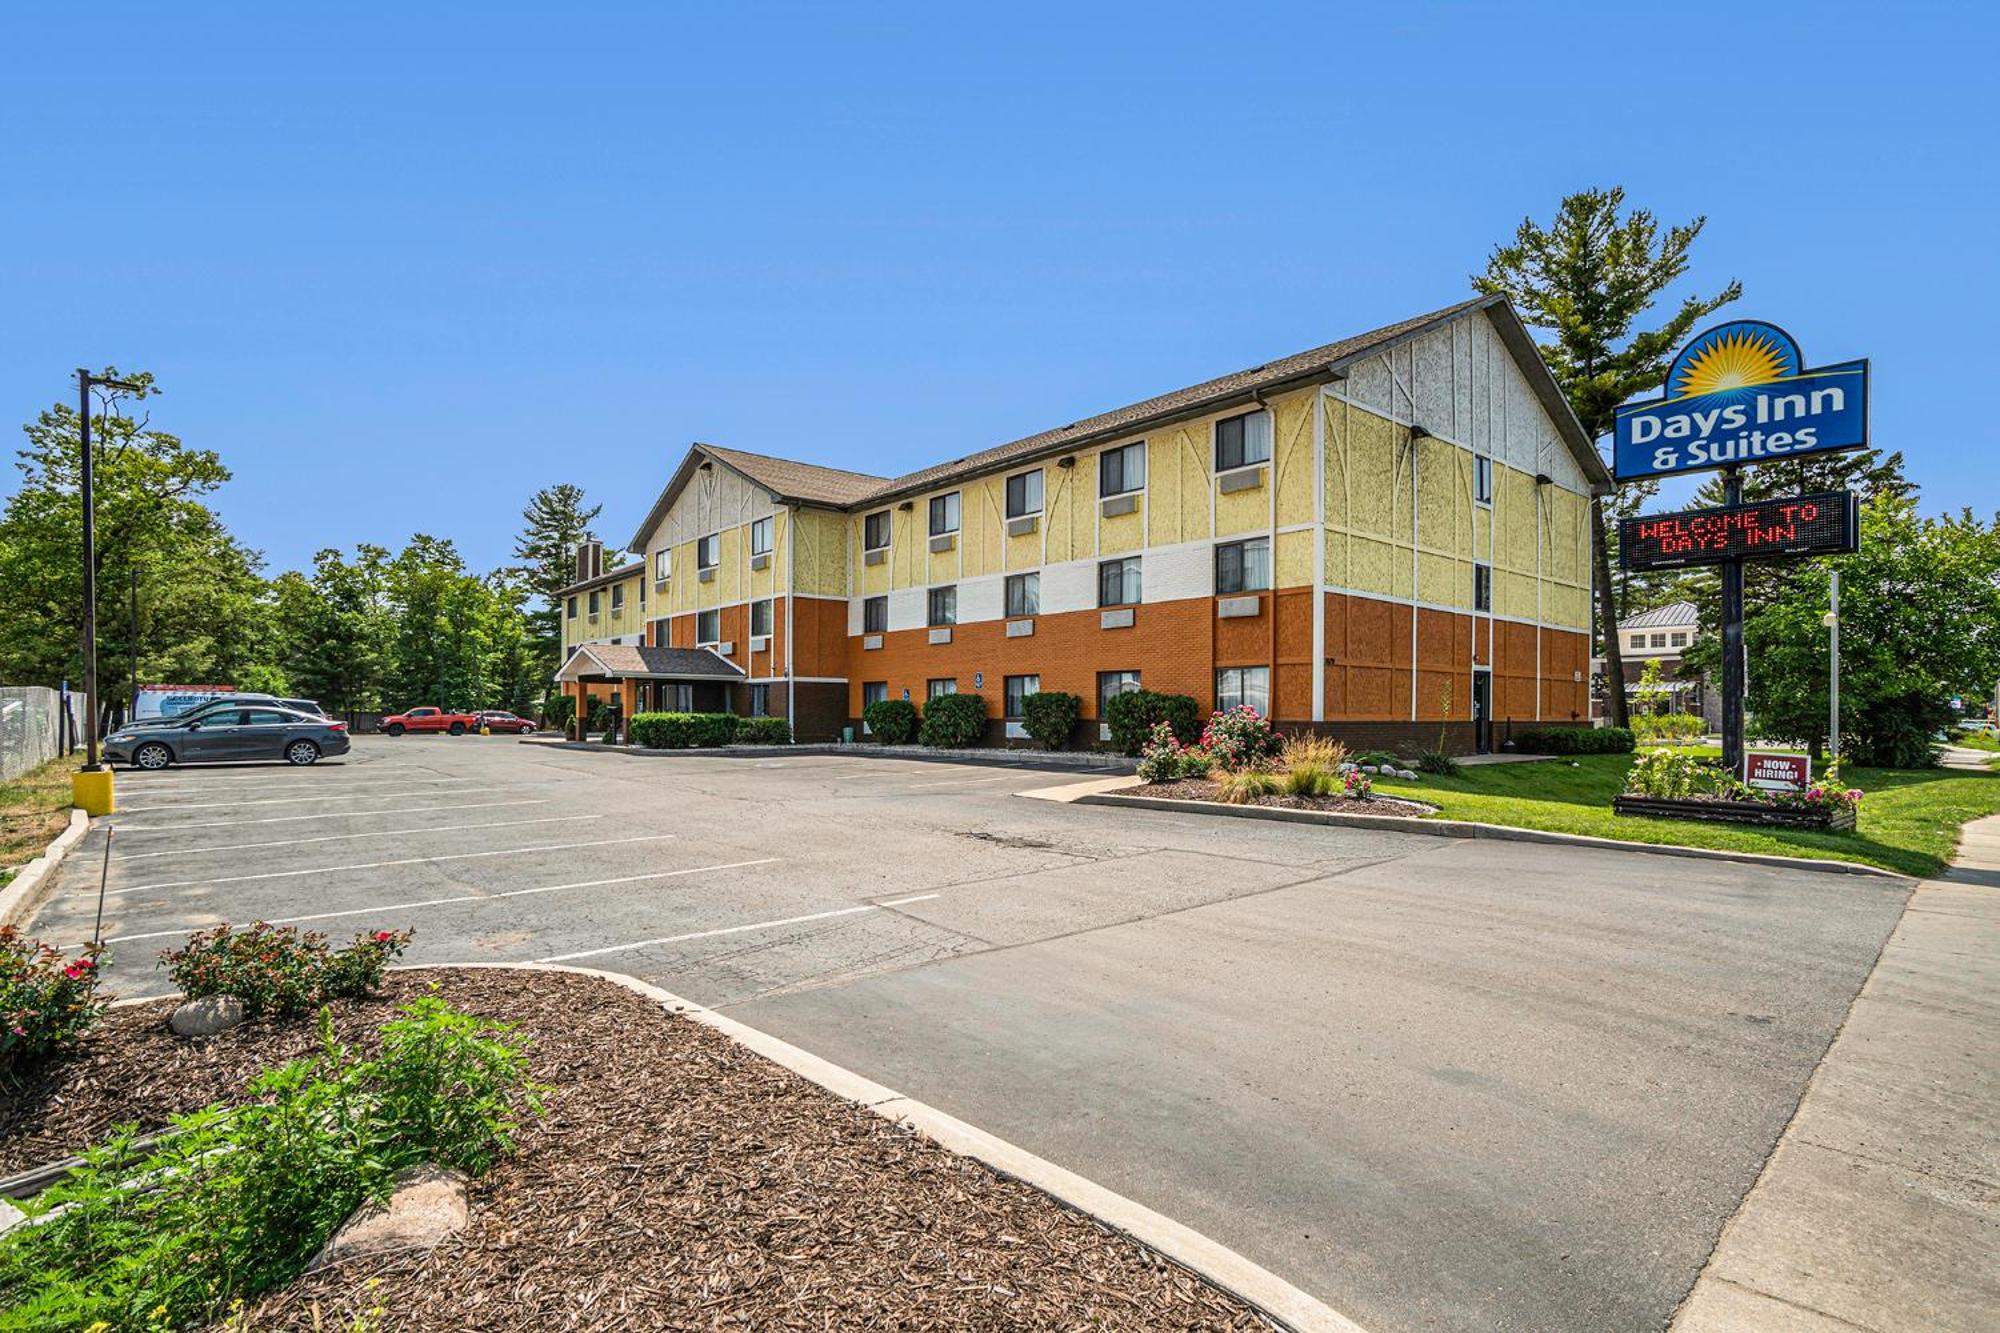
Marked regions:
[74,369,142,813]
[1823,570,1841,764]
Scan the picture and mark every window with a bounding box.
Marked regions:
[928,585,957,626]
[862,681,888,708]
[1473,563,1492,612]
[638,579,646,606]
[1217,666,1271,715]
[1474,455,1493,506]
[865,510,891,551]
[610,584,625,612]
[1652,632,1668,648]
[1630,634,1647,650]
[929,491,961,536]
[751,599,773,637]
[697,534,719,569]
[863,595,888,633]
[1214,538,1271,594]
[1100,441,1146,496]
[655,549,671,583]
[1215,410,1272,471]
[1670,631,1688,648]
[588,590,601,616]
[1099,556,1142,607]
[1004,674,1041,718]
[566,596,577,619]
[1005,572,1039,618]
[1098,670,1141,718]
[240,709,289,726]
[750,516,773,556]
[1005,469,1044,518]
[928,678,957,699]
[750,684,770,717]
[670,683,694,712]
[697,608,721,645]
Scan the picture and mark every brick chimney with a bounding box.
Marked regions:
[573,539,604,583]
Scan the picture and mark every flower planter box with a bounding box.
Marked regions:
[1613,794,1856,831]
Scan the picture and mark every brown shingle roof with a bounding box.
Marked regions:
[558,644,745,681]
[860,296,1498,502]
[701,445,886,506]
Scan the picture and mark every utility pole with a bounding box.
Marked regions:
[73,370,142,814]
[129,563,140,725]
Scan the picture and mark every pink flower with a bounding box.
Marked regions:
[1845,789,1863,802]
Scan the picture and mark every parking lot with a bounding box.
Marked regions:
[33,736,1911,1333]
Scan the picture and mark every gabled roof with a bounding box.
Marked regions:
[627,294,1609,549]
[554,643,746,683]
[1621,600,1699,631]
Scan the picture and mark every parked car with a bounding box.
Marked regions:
[106,707,350,769]
[381,706,480,736]
[470,710,537,734]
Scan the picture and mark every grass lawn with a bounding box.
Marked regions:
[0,752,81,886]
[1370,750,2000,879]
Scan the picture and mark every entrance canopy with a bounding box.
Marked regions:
[554,643,745,685]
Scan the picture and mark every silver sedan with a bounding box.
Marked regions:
[104,706,352,770]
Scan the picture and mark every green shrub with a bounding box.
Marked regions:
[542,694,576,731]
[627,711,740,748]
[863,697,918,745]
[0,929,105,1077]
[1351,749,1399,768]
[1517,726,1634,755]
[734,716,792,744]
[919,692,987,748]
[584,697,611,734]
[1105,689,1201,755]
[1020,691,1081,750]
[1632,712,1705,744]
[0,999,542,1332]
[1136,720,1210,783]
[1416,748,1462,777]
[1623,748,1743,799]
[161,923,412,1018]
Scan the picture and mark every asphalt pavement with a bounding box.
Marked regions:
[28,736,1912,1333]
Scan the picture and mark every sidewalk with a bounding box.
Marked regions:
[1672,814,2000,1331]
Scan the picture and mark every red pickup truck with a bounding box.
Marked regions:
[381,707,479,736]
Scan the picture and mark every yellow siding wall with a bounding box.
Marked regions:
[562,569,646,650]
[792,507,849,597]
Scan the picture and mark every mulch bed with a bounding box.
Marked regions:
[2,969,1269,1330]
[1137,778,1433,818]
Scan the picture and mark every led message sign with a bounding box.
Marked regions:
[1621,492,1858,572]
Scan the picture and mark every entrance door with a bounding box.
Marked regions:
[1472,671,1492,754]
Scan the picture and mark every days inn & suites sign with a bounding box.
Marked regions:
[1613,320,1869,481]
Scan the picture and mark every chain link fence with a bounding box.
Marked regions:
[0,686,83,783]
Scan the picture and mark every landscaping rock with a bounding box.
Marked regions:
[169,994,245,1038]
[308,1164,469,1272]
[1362,764,1379,774]
[0,1199,23,1237]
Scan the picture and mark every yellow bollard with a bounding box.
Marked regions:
[480,724,491,736]
[72,768,116,816]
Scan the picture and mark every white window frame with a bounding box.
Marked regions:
[863,595,888,634]
[1005,468,1044,519]
[751,599,773,637]
[750,516,773,556]
[1003,674,1041,719]
[927,585,957,627]
[697,534,719,570]
[927,677,958,699]
[1100,441,1146,497]
[1099,556,1142,607]
[696,608,721,646]
[1214,538,1271,595]
[1216,665,1271,716]
[1005,572,1039,618]
[928,491,961,536]
[1473,563,1492,612]
[610,584,625,612]
[864,510,892,552]
[654,550,671,583]
[1214,409,1272,472]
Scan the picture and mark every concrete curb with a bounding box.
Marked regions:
[520,736,1137,774]
[1061,783,1910,882]
[431,961,1364,1333]
[0,808,90,930]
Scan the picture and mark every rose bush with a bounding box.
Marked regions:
[1198,706,1281,772]
[1,928,105,1076]
[161,923,413,1017]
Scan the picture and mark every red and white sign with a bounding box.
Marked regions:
[1744,751,1811,792]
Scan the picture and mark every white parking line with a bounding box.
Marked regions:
[111,814,600,862]
[114,798,549,833]
[537,892,942,963]
[103,833,678,897]
[118,773,475,786]
[118,786,525,813]
[904,773,1023,789]
[91,858,783,945]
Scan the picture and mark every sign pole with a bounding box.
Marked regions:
[1828,571,1841,762]
[1720,465,1746,777]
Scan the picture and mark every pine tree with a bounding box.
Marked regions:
[1475,188,1741,728]
[512,483,601,684]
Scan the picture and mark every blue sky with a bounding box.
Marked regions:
[2,2,1992,574]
